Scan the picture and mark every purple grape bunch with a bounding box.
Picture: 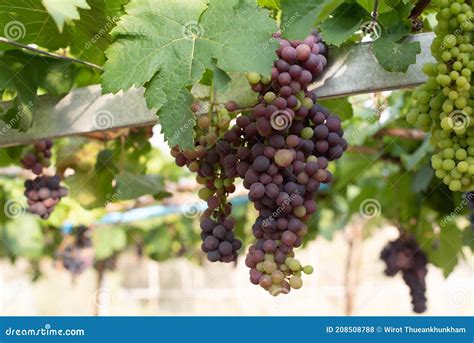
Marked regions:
[381,236,428,313]
[21,139,68,219]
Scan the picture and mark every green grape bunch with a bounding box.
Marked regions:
[406,0,474,192]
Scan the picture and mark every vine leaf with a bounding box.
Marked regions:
[279,0,325,40]
[42,0,91,32]
[102,0,278,149]
[319,2,370,46]
[371,7,420,73]
[372,36,421,73]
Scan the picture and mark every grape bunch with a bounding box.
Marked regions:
[406,0,473,191]
[24,175,68,219]
[20,139,53,175]
[380,236,428,313]
[239,30,346,295]
[172,30,346,294]
[171,105,243,263]
[58,225,94,275]
[21,139,68,219]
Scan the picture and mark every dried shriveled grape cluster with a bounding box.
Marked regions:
[381,236,428,313]
[21,139,68,219]
[172,30,347,295]
[58,225,94,275]
[20,139,53,175]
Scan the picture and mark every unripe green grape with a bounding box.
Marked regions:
[303,265,314,275]
[198,188,213,200]
[246,72,261,84]
[264,92,276,103]
[442,159,456,170]
[449,179,462,191]
[289,275,303,289]
[457,161,469,173]
[301,127,314,139]
[263,261,277,274]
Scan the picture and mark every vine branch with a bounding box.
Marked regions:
[0,37,103,71]
[375,128,426,140]
[409,0,432,20]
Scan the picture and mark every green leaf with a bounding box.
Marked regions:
[257,0,280,10]
[93,226,127,259]
[3,215,44,259]
[0,0,68,49]
[372,36,421,73]
[400,134,433,170]
[386,0,401,8]
[418,220,463,277]
[371,11,421,73]
[42,0,91,32]
[114,172,168,200]
[279,0,325,40]
[103,0,278,148]
[319,2,370,46]
[319,97,353,121]
[412,164,434,193]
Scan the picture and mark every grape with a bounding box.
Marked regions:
[281,46,297,62]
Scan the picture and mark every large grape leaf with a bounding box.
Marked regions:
[417,219,463,277]
[279,0,325,39]
[371,5,420,73]
[319,2,370,46]
[0,50,76,131]
[0,0,68,50]
[0,0,119,65]
[41,0,90,32]
[102,0,279,149]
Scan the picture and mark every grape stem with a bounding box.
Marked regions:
[409,0,432,20]
[371,0,379,22]
[0,37,103,71]
[375,128,426,141]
